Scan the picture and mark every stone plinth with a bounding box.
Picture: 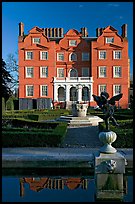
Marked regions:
[72,103,88,117]
[94,151,127,201]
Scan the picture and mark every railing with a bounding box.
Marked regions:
[54,77,93,83]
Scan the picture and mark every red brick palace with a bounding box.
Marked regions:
[18,22,130,109]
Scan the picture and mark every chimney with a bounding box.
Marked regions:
[81,27,88,37]
[121,24,127,38]
[96,28,101,37]
[100,28,104,35]
[19,22,24,36]
[61,28,64,37]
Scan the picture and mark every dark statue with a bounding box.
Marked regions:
[92,92,123,131]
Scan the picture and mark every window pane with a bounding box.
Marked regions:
[99,51,106,59]
[41,85,48,96]
[33,38,40,43]
[114,66,121,77]
[40,51,48,60]
[82,67,89,77]
[114,51,121,59]
[99,85,106,95]
[114,85,121,95]
[106,37,114,43]
[58,68,64,77]
[99,66,106,77]
[26,86,33,96]
[69,40,77,46]
[26,52,33,60]
[40,67,48,77]
[82,52,89,61]
[70,53,77,61]
[26,67,33,78]
[57,53,64,61]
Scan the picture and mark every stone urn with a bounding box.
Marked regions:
[99,131,117,153]
[72,103,88,117]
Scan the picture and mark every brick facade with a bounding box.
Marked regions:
[18,23,130,109]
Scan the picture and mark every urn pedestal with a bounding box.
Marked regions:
[72,103,88,117]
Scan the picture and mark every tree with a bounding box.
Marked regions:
[6,53,19,94]
[2,59,13,101]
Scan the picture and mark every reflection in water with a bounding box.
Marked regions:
[20,177,88,197]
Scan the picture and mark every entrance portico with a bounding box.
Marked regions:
[53,77,93,109]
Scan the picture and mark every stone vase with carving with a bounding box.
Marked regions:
[99,131,117,153]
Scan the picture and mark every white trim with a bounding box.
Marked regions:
[40,66,48,78]
[26,85,34,97]
[113,50,121,59]
[33,37,40,44]
[99,50,106,59]
[113,84,121,96]
[69,40,77,46]
[25,51,33,60]
[113,66,122,78]
[106,37,114,43]
[69,53,77,61]
[40,51,48,60]
[25,67,34,78]
[98,66,106,78]
[57,52,64,61]
[40,85,48,97]
[98,84,106,96]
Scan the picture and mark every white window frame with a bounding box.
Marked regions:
[69,40,77,46]
[57,68,64,78]
[106,37,114,43]
[82,67,89,77]
[25,51,33,60]
[98,66,106,78]
[40,66,48,78]
[25,67,34,78]
[40,51,48,60]
[69,53,77,61]
[82,52,89,61]
[113,66,122,78]
[98,85,107,96]
[40,85,48,97]
[99,50,106,59]
[26,85,34,97]
[113,85,121,96]
[33,38,40,44]
[113,50,122,59]
[57,53,64,61]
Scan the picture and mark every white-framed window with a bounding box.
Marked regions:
[113,85,121,96]
[33,38,40,44]
[69,53,77,61]
[40,66,48,78]
[57,53,64,61]
[82,52,89,61]
[25,67,34,78]
[113,50,121,59]
[25,51,33,60]
[26,85,34,96]
[69,40,77,46]
[106,37,114,43]
[113,66,122,78]
[99,50,106,59]
[98,66,106,78]
[57,68,64,78]
[98,85,106,95]
[40,51,48,60]
[40,85,48,96]
[82,67,89,77]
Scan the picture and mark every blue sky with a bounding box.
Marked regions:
[2,2,133,76]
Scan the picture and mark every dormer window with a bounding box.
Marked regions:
[106,37,114,43]
[33,38,40,44]
[69,40,77,46]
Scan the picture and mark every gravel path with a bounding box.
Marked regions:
[61,126,103,148]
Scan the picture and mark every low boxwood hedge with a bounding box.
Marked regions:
[2,122,67,147]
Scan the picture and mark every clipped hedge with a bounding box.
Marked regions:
[2,122,67,147]
[98,119,133,148]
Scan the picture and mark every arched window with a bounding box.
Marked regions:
[69,53,77,61]
[82,87,89,101]
[70,69,78,77]
[70,87,77,101]
[58,87,65,101]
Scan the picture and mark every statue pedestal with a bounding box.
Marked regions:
[72,103,88,117]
